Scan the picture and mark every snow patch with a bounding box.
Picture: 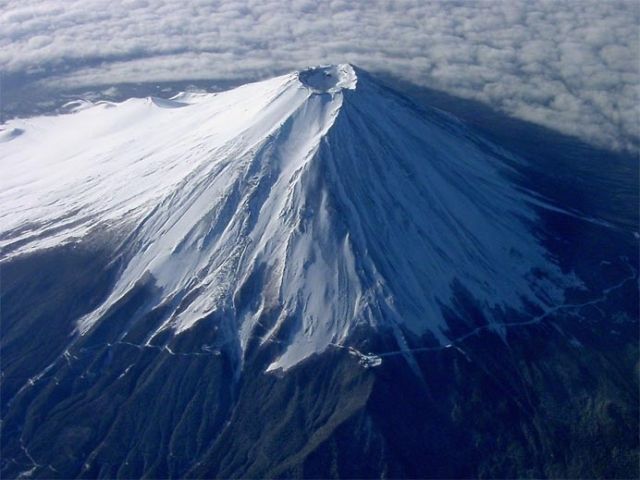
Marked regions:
[0,127,23,143]
[147,96,189,109]
[348,348,383,369]
[61,99,94,113]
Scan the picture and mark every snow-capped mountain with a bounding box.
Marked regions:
[1,64,572,372]
[1,65,637,479]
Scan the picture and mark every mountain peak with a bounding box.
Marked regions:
[296,64,358,94]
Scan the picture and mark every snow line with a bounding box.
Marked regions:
[335,257,636,360]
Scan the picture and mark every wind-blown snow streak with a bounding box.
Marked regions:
[0,64,574,370]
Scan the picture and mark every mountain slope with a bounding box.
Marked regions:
[2,64,572,372]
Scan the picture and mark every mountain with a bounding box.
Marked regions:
[1,64,637,478]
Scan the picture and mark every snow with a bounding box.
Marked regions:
[0,64,575,372]
[0,127,23,143]
[347,348,383,369]
[297,64,357,94]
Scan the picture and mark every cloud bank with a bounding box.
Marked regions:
[1,0,638,151]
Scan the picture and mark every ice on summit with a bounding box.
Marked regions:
[0,64,574,372]
[297,64,357,94]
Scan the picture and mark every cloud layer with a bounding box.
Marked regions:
[1,0,638,151]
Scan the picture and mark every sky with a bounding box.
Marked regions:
[1,0,638,152]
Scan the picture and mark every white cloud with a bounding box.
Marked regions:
[1,0,638,151]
